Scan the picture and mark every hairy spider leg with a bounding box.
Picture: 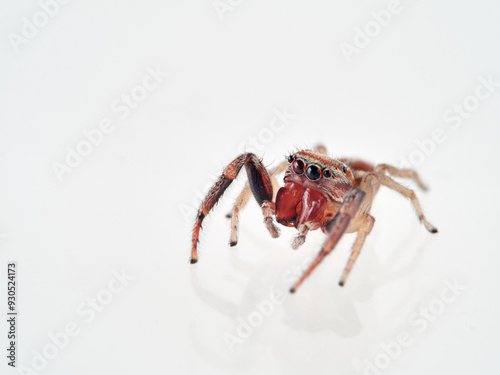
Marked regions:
[337,164,438,286]
[228,184,251,246]
[338,213,375,286]
[191,153,280,264]
[335,171,380,286]
[375,163,429,191]
[227,161,286,246]
[374,172,437,233]
[290,188,366,293]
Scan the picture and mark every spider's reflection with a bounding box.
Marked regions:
[188,228,431,374]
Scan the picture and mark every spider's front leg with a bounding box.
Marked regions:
[227,161,286,247]
[289,188,366,293]
[190,153,280,264]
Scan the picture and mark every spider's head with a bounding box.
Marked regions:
[275,151,354,230]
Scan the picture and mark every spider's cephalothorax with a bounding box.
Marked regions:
[275,151,355,235]
[190,146,437,293]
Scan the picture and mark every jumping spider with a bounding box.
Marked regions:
[190,145,437,293]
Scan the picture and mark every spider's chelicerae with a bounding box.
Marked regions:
[190,145,437,293]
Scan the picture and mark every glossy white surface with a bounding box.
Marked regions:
[1,1,499,374]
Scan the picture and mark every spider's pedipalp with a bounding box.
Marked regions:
[291,224,309,249]
[262,201,280,238]
[292,235,306,249]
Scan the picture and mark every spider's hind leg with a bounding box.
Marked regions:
[375,163,428,191]
[375,172,437,233]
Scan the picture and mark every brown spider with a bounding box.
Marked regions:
[190,145,437,293]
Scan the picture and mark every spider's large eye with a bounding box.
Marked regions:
[292,159,305,174]
[306,165,321,180]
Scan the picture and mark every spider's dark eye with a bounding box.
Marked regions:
[306,165,321,180]
[323,169,332,178]
[287,155,294,163]
[342,166,347,174]
[292,159,305,174]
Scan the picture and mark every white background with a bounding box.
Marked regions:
[1,1,500,374]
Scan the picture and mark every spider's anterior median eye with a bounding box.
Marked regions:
[292,159,305,174]
[306,165,321,180]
